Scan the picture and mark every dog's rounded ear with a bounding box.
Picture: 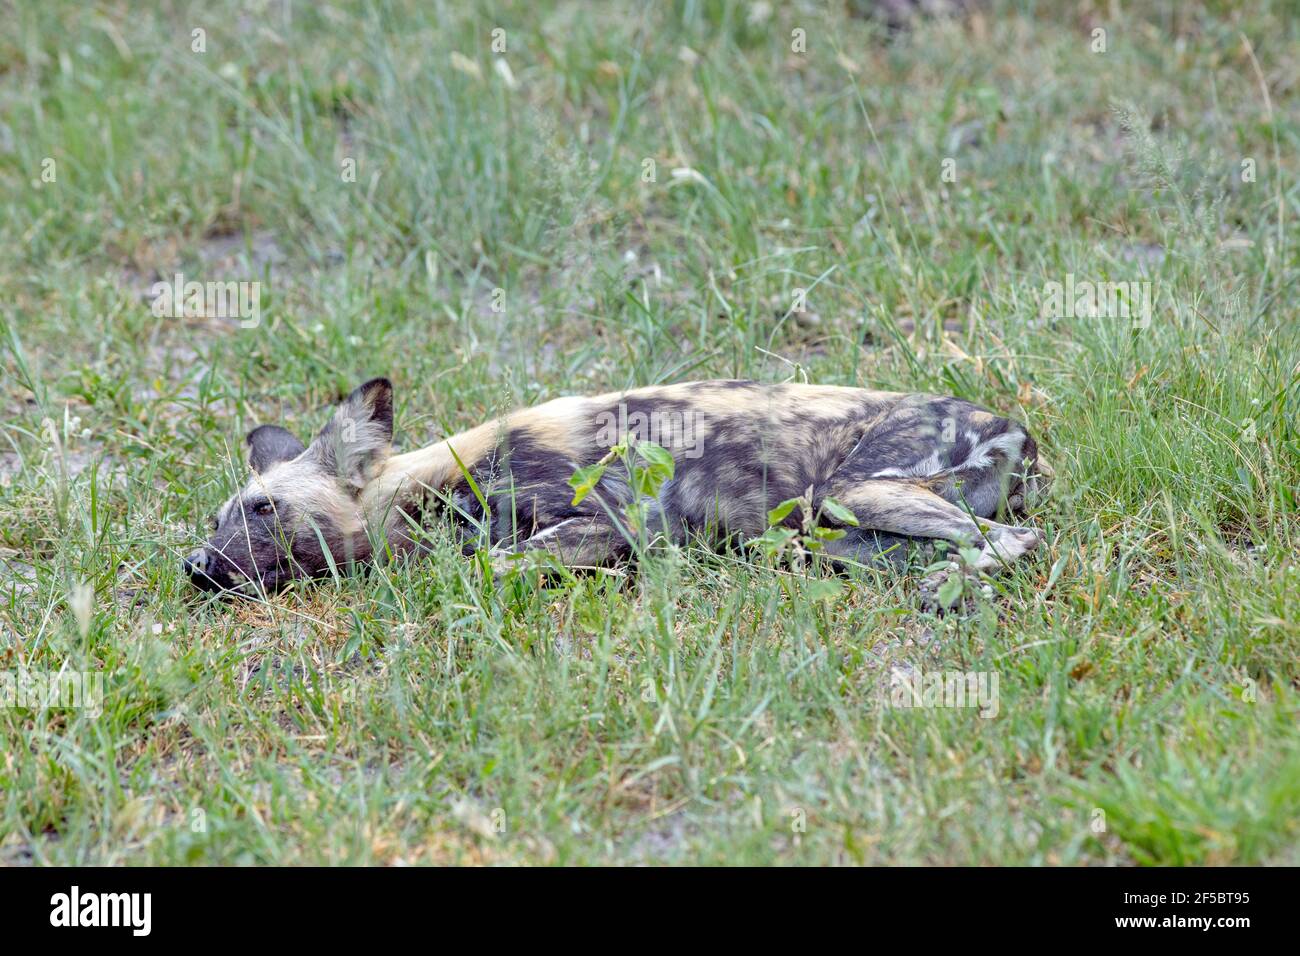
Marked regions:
[308,377,395,491]
[246,424,307,473]
[342,377,393,441]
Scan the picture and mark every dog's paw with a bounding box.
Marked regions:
[973,526,1043,571]
[918,526,1043,613]
[1006,525,1043,552]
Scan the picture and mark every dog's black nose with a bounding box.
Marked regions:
[183,550,225,592]
[183,550,212,582]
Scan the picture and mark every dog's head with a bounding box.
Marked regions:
[183,378,393,594]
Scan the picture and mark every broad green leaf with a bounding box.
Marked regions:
[767,498,801,527]
[635,440,675,477]
[749,526,797,555]
[568,461,607,505]
[936,572,964,608]
[820,497,860,526]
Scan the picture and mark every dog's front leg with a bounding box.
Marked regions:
[824,479,1043,609]
[488,514,629,575]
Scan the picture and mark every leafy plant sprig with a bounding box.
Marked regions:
[748,487,859,572]
[567,438,676,540]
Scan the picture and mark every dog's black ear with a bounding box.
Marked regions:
[246,425,306,473]
[309,377,394,490]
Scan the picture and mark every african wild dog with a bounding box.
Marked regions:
[184,378,1045,604]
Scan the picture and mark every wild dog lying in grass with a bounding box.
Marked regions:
[184,378,1045,606]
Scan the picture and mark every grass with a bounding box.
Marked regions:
[1,0,1298,865]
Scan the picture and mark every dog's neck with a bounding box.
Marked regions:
[359,418,504,543]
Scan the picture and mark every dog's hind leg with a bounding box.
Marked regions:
[820,528,921,570]
[489,514,629,573]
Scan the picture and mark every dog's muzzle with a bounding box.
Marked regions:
[183,549,224,591]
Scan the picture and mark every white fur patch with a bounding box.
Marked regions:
[959,429,1025,472]
[870,450,944,479]
[870,428,1025,480]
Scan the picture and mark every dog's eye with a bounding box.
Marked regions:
[209,515,218,531]
[252,500,275,516]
